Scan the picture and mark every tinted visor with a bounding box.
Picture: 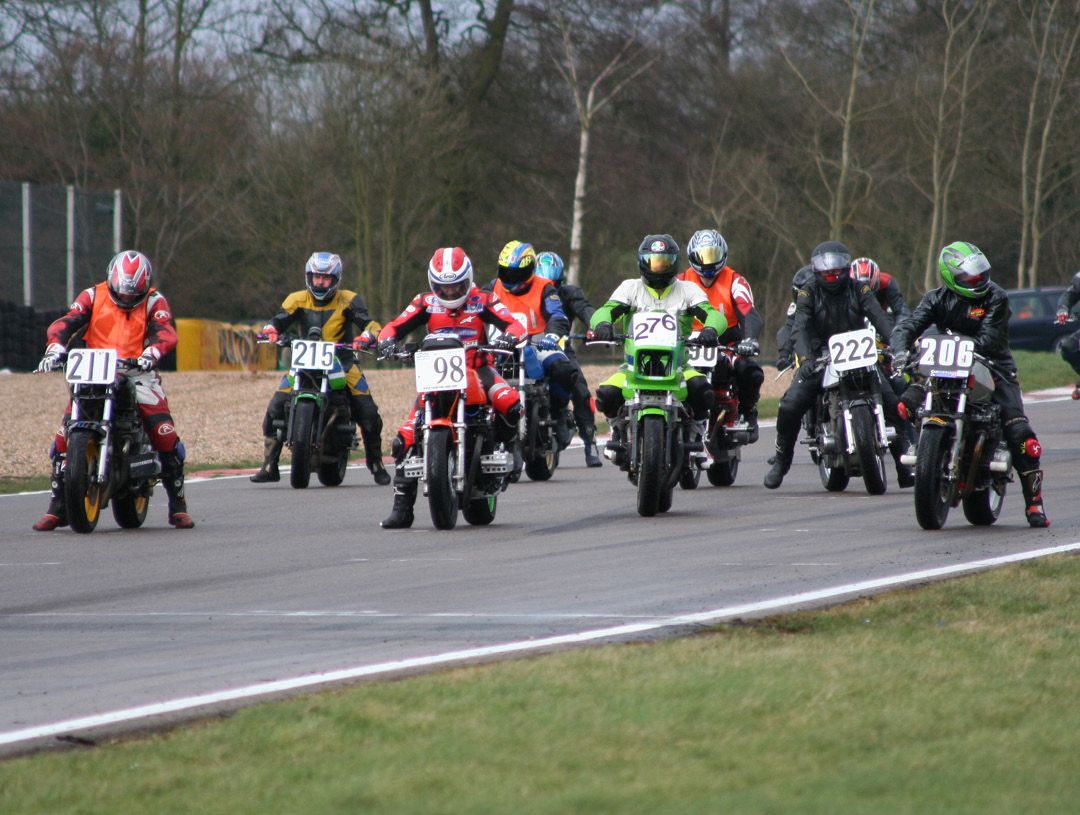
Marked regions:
[953,253,991,288]
[641,252,678,273]
[811,252,851,274]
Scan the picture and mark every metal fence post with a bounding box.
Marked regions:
[21,182,32,307]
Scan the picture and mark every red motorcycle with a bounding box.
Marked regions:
[687,341,754,487]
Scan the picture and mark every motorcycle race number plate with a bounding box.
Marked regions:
[65,348,118,385]
[415,347,468,393]
[631,312,678,346]
[916,334,975,379]
[827,327,877,372]
[687,331,718,368]
[291,339,336,371]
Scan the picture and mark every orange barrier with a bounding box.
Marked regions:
[175,319,278,371]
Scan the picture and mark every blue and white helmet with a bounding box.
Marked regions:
[687,229,728,279]
[305,252,342,302]
[536,251,565,284]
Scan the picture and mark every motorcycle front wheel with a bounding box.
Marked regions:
[851,403,887,495]
[289,400,316,489]
[426,426,459,530]
[65,430,104,533]
[914,424,953,530]
[636,415,666,517]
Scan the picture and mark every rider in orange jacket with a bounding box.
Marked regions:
[33,250,194,530]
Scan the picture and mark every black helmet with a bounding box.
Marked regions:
[638,234,680,290]
[810,241,852,293]
[792,265,813,297]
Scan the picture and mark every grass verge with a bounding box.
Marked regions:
[2,555,1079,813]
[1013,349,1076,392]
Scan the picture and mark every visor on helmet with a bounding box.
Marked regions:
[641,252,678,274]
[432,280,471,305]
[952,253,991,288]
[811,252,852,274]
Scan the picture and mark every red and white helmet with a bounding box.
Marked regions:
[851,257,881,290]
[427,247,474,309]
[106,250,152,308]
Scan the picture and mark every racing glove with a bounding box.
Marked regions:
[591,322,614,342]
[36,343,65,373]
[892,350,911,371]
[377,338,398,359]
[1055,310,1069,325]
[135,349,158,372]
[259,325,279,343]
[736,338,760,357]
[352,332,376,352]
[537,333,562,351]
[697,327,719,347]
[493,333,519,352]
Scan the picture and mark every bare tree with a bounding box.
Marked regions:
[1014,0,1080,287]
[541,1,659,287]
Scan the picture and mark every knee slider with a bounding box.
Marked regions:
[595,385,621,416]
[391,434,408,461]
[490,382,520,415]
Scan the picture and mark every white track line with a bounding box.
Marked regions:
[2,540,1078,748]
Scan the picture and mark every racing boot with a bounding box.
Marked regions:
[32,457,68,531]
[1072,382,1080,400]
[741,406,760,444]
[1019,469,1050,528]
[367,456,391,486]
[891,425,916,488]
[763,436,794,489]
[604,423,626,467]
[160,448,195,529]
[381,467,416,529]
[554,411,573,451]
[250,436,282,483]
[582,426,602,468]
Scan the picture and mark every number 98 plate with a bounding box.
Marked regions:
[414,347,468,393]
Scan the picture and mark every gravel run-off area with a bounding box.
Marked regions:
[0,362,787,479]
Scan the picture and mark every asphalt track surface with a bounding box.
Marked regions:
[1,392,1078,752]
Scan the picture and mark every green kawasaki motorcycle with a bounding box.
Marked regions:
[597,311,705,517]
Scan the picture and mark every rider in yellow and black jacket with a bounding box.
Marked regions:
[250,252,390,485]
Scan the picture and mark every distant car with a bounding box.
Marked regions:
[1006,286,1073,352]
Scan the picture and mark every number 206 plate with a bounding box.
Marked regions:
[414,347,468,393]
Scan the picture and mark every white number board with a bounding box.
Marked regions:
[686,331,718,368]
[827,328,877,372]
[291,339,336,371]
[65,348,118,385]
[631,312,678,347]
[415,347,468,393]
[916,334,975,379]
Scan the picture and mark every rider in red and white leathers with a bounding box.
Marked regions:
[376,247,526,529]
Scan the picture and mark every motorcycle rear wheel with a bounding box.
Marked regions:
[707,457,738,486]
[289,400,315,489]
[962,481,1005,526]
[636,415,665,517]
[818,457,849,492]
[851,404,887,495]
[914,424,953,530]
[66,430,104,533]
[112,489,150,529]
[524,448,558,481]
[462,494,497,526]
[426,426,459,530]
[317,448,349,486]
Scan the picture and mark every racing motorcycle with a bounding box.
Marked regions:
[263,328,357,489]
[804,327,893,495]
[395,334,514,529]
[594,311,704,517]
[492,334,562,483]
[54,348,161,533]
[898,332,1011,530]
[687,340,754,487]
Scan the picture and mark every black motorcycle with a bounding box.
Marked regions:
[804,327,893,495]
[55,349,161,533]
[495,341,562,482]
[900,332,1011,529]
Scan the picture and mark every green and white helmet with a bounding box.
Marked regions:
[939,241,991,299]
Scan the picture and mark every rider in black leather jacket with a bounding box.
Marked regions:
[891,241,1049,528]
[765,241,913,489]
